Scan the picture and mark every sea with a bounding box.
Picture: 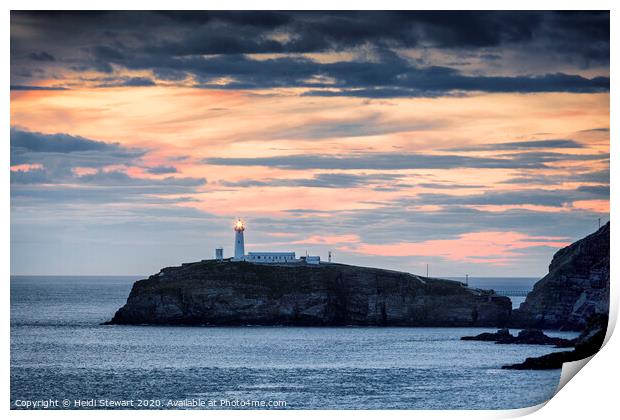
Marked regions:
[10,275,577,410]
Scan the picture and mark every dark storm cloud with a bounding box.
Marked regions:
[301,72,608,97]
[203,151,608,171]
[136,11,608,54]
[10,11,610,97]
[178,53,606,95]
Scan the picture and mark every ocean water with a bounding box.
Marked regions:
[446,277,541,309]
[10,276,577,410]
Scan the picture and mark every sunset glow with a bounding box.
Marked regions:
[10,11,609,276]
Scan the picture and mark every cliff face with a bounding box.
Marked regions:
[513,222,610,330]
[106,262,511,327]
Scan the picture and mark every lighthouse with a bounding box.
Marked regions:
[233,218,245,260]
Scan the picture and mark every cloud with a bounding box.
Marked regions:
[10,129,205,204]
[10,11,609,97]
[301,72,608,98]
[263,113,445,140]
[579,127,609,133]
[11,128,137,154]
[10,85,68,91]
[96,76,157,87]
[76,170,205,187]
[447,139,584,152]
[28,51,55,61]
[204,151,607,171]
[144,165,178,174]
[26,11,602,57]
[220,173,489,191]
[501,169,609,186]
[417,183,485,189]
[409,187,609,208]
[221,172,407,189]
[10,184,201,205]
[10,128,146,172]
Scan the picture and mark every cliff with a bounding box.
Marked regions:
[106,261,511,327]
[512,222,610,330]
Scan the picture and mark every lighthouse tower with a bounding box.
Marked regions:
[233,218,245,260]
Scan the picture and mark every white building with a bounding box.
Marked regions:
[245,252,296,263]
[304,255,320,265]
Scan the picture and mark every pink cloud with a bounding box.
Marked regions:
[339,231,570,265]
[11,163,43,172]
[72,167,98,176]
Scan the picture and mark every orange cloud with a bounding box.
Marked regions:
[572,199,610,213]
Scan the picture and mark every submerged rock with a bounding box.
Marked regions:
[512,222,609,331]
[105,261,512,327]
[497,329,573,346]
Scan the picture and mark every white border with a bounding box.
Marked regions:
[3,2,617,419]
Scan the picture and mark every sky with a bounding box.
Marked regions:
[10,11,609,277]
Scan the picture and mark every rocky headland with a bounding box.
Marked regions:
[512,222,609,331]
[105,262,511,327]
[463,222,610,369]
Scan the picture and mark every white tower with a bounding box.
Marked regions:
[233,218,245,260]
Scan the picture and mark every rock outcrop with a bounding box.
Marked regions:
[461,328,573,346]
[105,261,511,327]
[512,222,609,330]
